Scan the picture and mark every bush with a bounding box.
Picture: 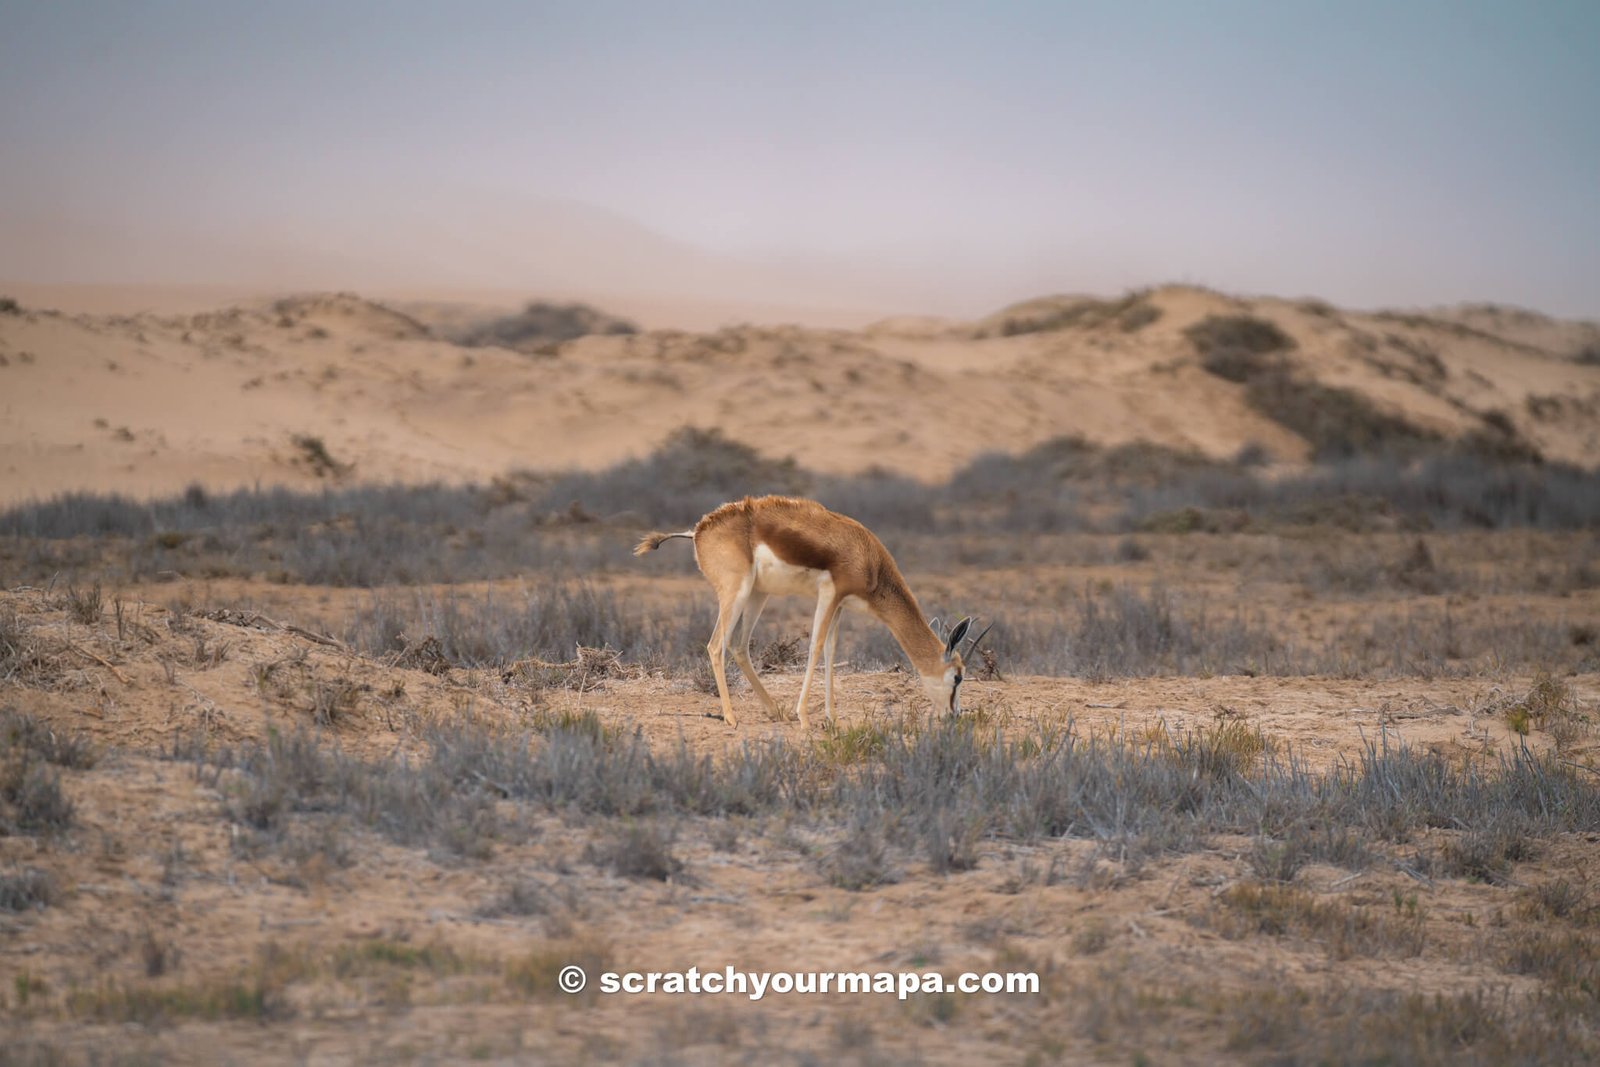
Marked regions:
[1459,411,1544,464]
[1117,302,1162,332]
[1182,314,1447,462]
[0,867,59,912]
[975,292,1156,337]
[1,611,41,683]
[1243,372,1441,460]
[1,709,93,835]
[545,425,808,528]
[455,301,636,350]
[949,435,1236,500]
[820,814,900,890]
[586,821,685,881]
[0,708,97,769]
[0,753,74,835]
[289,434,350,480]
[1186,315,1296,382]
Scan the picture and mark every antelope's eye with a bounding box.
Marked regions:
[953,674,963,687]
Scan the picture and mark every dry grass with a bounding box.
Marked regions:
[0,428,1596,1062]
[0,867,59,912]
[1,708,93,837]
[1202,882,1427,960]
[1501,671,1591,748]
[503,935,614,1002]
[976,292,1158,337]
[585,821,686,882]
[0,671,1596,1061]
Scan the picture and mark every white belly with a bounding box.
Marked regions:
[752,543,831,597]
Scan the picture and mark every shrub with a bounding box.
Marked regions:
[1502,672,1587,745]
[543,426,807,527]
[0,867,58,912]
[0,755,74,836]
[455,301,636,350]
[1186,314,1296,382]
[586,821,685,881]
[65,582,102,624]
[976,292,1155,337]
[475,879,568,919]
[289,434,349,479]
[1243,372,1441,460]
[1117,302,1162,331]
[1182,315,1448,461]
[1,612,47,684]
[1,709,91,835]
[0,708,97,769]
[948,435,1236,500]
[820,815,900,890]
[1459,409,1544,464]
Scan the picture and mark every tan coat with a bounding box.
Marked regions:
[637,496,970,728]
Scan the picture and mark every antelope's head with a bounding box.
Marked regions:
[922,616,989,716]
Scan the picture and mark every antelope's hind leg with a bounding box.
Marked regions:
[731,591,780,715]
[696,532,759,728]
[705,580,755,728]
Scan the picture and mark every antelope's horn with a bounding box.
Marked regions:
[963,621,994,657]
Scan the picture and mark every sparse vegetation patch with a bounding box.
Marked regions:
[975,292,1157,337]
[1186,313,1296,382]
[1244,372,1442,460]
[289,434,351,479]
[1,708,92,836]
[454,300,637,351]
[175,712,1600,912]
[0,866,58,912]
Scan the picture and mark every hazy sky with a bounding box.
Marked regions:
[2,0,1596,316]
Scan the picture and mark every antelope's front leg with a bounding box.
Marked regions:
[823,605,843,724]
[793,586,837,730]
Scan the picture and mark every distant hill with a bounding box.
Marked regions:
[0,284,1595,503]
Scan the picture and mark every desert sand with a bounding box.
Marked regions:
[2,284,1596,507]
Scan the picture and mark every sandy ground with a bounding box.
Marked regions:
[4,582,1581,766]
[2,584,1598,1064]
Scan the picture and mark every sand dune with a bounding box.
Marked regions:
[1,285,1596,505]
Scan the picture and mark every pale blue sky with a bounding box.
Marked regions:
[1,1,1596,315]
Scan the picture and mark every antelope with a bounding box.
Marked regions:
[634,495,983,729]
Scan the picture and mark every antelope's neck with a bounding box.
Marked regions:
[874,573,945,676]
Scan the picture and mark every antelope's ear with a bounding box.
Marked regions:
[946,616,973,655]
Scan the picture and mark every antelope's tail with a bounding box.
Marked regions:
[633,530,695,556]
